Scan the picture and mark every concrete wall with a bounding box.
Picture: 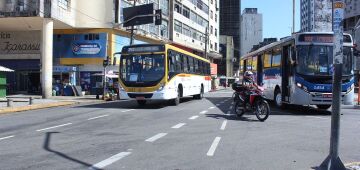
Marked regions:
[0,31,41,59]
[241,13,262,56]
[74,0,114,28]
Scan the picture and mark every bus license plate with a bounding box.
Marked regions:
[136,97,145,100]
[323,94,332,98]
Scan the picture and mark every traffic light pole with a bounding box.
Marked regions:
[129,0,137,45]
[319,0,347,169]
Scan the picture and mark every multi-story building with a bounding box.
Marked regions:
[344,0,360,50]
[219,0,241,74]
[240,8,262,57]
[170,0,220,59]
[300,0,332,32]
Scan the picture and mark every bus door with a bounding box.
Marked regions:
[257,55,263,85]
[281,45,292,102]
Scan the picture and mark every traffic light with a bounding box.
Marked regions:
[103,56,110,67]
[155,9,162,25]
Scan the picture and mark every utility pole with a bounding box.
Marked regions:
[292,0,295,33]
[129,0,137,45]
[204,27,208,59]
[319,0,347,169]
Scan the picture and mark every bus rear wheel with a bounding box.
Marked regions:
[137,100,147,106]
[171,88,181,106]
[316,105,331,110]
[194,86,204,100]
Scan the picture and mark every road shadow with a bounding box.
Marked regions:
[43,132,99,170]
[76,97,195,109]
[205,113,261,122]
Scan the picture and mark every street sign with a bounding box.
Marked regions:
[155,9,162,25]
[123,3,154,27]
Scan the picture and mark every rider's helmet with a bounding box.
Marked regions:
[243,71,254,83]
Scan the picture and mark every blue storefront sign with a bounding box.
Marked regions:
[53,33,107,58]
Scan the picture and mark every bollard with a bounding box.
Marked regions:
[7,99,13,107]
[29,97,34,105]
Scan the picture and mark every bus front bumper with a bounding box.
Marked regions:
[119,88,178,101]
[292,87,354,105]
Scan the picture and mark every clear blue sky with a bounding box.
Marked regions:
[241,0,301,39]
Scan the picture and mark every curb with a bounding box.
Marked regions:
[354,105,360,109]
[0,101,78,115]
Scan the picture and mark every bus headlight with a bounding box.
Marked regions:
[157,83,165,91]
[296,83,303,88]
[296,82,309,93]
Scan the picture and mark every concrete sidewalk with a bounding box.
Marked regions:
[0,95,104,114]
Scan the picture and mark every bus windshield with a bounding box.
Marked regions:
[296,45,353,76]
[120,54,165,84]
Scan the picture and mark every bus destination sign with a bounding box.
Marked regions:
[123,45,165,53]
[298,34,333,43]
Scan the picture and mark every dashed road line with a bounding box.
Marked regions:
[220,120,227,130]
[171,123,186,129]
[36,123,72,132]
[89,152,131,169]
[200,110,208,114]
[145,133,167,142]
[122,109,135,113]
[189,115,199,120]
[88,114,109,120]
[0,135,14,141]
[208,107,215,109]
[207,137,221,156]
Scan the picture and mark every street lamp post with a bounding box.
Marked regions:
[319,0,347,169]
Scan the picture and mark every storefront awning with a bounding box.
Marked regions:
[0,66,14,72]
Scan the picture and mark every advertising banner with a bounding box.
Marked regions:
[0,31,41,54]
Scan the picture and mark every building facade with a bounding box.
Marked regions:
[300,0,332,32]
[219,0,240,73]
[240,8,262,57]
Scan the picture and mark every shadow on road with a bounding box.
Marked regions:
[76,97,195,109]
[43,132,99,170]
[205,113,261,122]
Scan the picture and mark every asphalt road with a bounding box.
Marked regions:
[0,89,359,170]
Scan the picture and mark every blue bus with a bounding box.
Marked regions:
[240,32,355,109]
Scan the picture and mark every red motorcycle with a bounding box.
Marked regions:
[232,82,270,121]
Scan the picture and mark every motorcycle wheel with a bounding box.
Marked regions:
[234,101,245,117]
[255,99,270,121]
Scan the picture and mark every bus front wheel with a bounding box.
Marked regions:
[194,86,204,100]
[171,88,181,106]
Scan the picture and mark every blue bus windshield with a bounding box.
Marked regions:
[296,45,353,76]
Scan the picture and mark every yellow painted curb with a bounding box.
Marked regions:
[0,101,77,115]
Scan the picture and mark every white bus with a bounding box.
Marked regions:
[115,44,211,106]
[240,32,355,109]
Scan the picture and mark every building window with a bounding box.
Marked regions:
[190,11,197,23]
[160,0,169,16]
[161,20,169,38]
[215,43,217,51]
[210,10,213,19]
[174,1,182,13]
[215,28,217,37]
[210,25,213,34]
[183,24,191,37]
[58,0,70,10]
[215,14,217,22]
[183,6,190,18]
[211,0,213,4]
[175,20,182,33]
[84,34,99,40]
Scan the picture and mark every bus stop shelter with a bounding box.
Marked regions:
[0,66,14,98]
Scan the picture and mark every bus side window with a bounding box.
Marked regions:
[189,57,194,74]
[183,55,189,73]
[168,51,176,79]
[194,59,199,74]
[199,61,203,75]
[175,53,182,72]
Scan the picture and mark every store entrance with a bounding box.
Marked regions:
[16,71,40,94]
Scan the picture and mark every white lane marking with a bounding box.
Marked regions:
[200,110,208,114]
[0,135,14,141]
[171,123,186,129]
[305,116,329,120]
[208,107,215,109]
[229,106,233,109]
[189,115,199,120]
[145,133,167,142]
[90,152,131,169]
[88,114,109,120]
[216,104,220,106]
[122,109,135,113]
[220,120,227,130]
[207,137,221,156]
[36,123,72,132]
